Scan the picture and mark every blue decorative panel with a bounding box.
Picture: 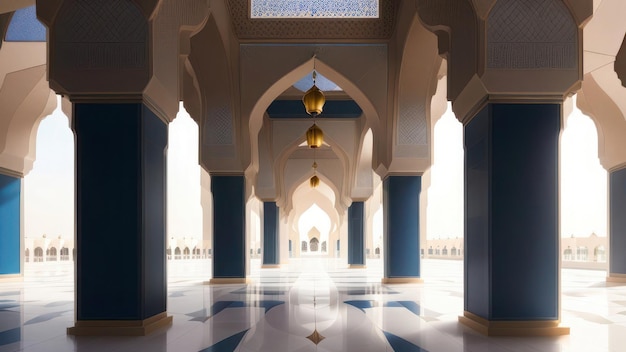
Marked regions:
[140,106,168,318]
[490,104,559,320]
[6,6,46,42]
[383,176,421,278]
[464,103,560,321]
[610,168,626,274]
[263,202,279,265]
[73,103,167,320]
[348,202,365,265]
[0,174,20,275]
[464,107,490,318]
[251,0,379,18]
[267,100,362,119]
[212,176,246,278]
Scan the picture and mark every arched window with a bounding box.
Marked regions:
[60,247,69,261]
[34,247,43,262]
[428,246,433,255]
[576,246,588,261]
[442,246,448,256]
[174,247,181,260]
[166,248,172,260]
[435,246,440,256]
[375,247,380,256]
[451,247,457,256]
[301,241,308,252]
[321,241,327,252]
[310,238,319,252]
[47,247,57,261]
[594,246,606,262]
[183,247,190,259]
[563,246,573,261]
[25,248,30,263]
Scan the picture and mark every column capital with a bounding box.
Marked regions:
[37,0,209,123]
[418,0,593,123]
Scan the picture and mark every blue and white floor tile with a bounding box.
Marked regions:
[0,259,625,351]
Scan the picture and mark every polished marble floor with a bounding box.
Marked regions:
[0,258,625,352]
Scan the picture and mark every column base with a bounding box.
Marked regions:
[607,273,626,283]
[0,274,23,282]
[381,277,423,284]
[206,277,251,285]
[349,264,366,269]
[458,311,569,336]
[67,312,172,336]
[261,264,281,269]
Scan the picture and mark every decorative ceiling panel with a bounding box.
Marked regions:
[227,0,397,40]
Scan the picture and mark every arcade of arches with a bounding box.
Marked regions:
[2,0,626,346]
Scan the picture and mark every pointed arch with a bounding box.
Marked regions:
[247,55,381,177]
[273,125,352,213]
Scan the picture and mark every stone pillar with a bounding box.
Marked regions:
[348,201,365,268]
[278,208,290,262]
[0,173,21,277]
[68,103,171,336]
[262,202,279,268]
[458,103,567,336]
[608,168,626,282]
[210,175,247,283]
[382,176,422,283]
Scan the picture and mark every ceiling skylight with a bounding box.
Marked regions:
[294,71,342,92]
[6,6,46,42]
[251,0,379,19]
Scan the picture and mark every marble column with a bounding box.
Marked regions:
[68,103,171,335]
[608,167,626,282]
[262,202,279,268]
[210,175,246,283]
[382,176,421,283]
[348,201,365,268]
[0,173,21,276]
[459,103,567,336]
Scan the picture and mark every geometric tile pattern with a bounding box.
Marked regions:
[228,0,397,39]
[1,259,625,351]
[56,0,147,70]
[251,0,379,18]
[487,0,577,69]
[398,102,427,145]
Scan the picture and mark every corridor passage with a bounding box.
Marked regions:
[0,259,624,351]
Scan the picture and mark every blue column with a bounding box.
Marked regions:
[383,176,421,282]
[348,201,365,267]
[211,175,246,282]
[609,168,626,279]
[0,174,21,276]
[461,103,566,335]
[263,202,279,266]
[69,103,171,335]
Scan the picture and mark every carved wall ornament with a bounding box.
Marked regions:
[56,0,147,70]
[487,0,577,69]
[227,0,397,40]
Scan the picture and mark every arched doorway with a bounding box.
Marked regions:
[310,238,319,252]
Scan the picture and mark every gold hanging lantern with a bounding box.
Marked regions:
[306,123,324,148]
[310,161,319,188]
[310,175,320,188]
[302,71,325,117]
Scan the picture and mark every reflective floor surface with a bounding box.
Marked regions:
[0,258,625,351]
